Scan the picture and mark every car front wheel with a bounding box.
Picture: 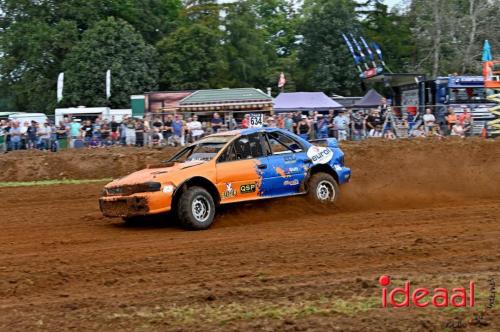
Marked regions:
[307,173,340,204]
[177,186,216,230]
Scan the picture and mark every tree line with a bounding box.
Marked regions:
[0,0,498,113]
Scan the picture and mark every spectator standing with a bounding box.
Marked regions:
[422,108,436,135]
[124,118,136,146]
[163,115,173,143]
[351,110,366,141]
[296,115,310,140]
[187,115,204,142]
[459,108,473,136]
[81,120,94,146]
[292,111,302,132]
[100,123,111,146]
[10,121,22,150]
[69,118,81,148]
[135,119,145,147]
[26,121,38,149]
[316,114,329,139]
[211,113,223,133]
[333,110,350,141]
[109,116,120,144]
[4,121,12,151]
[0,120,5,152]
[366,109,383,132]
[284,113,294,132]
[56,121,68,149]
[171,114,185,146]
[119,119,127,145]
[446,108,458,134]
[241,114,250,129]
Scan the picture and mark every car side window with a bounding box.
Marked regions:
[266,131,304,155]
[218,133,264,162]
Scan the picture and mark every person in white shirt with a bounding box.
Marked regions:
[451,123,466,137]
[187,115,204,142]
[333,110,350,141]
[40,122,52,150]
[369,125,383,138]
[422,108,436,135]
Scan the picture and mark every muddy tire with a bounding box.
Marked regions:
[307,172,339,204]
[177,186,216,230]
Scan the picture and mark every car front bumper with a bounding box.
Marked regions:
[99,192,172,218]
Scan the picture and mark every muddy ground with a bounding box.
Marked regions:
[0,138,499,331]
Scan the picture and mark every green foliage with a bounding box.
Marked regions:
[157,23,227,90]
[62,17,158,108]
[0,18,79,112]
[224,1,274,88]
[297,0,362,96]
[3,0,497,113]
[362,1,415,72]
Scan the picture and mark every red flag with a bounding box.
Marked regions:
[278,72,286,88]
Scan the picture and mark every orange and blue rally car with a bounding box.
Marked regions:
[99,128,351,230]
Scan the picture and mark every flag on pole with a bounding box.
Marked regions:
[278,72,286,89]
[350,34,369,70]
[342,33,362,73]
[482,40,492,62]
[106,70,111,100]
[57,72,64,103]
[360,36,376,68]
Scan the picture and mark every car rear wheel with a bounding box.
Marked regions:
[307,173,339,203]
[177,186,216,230]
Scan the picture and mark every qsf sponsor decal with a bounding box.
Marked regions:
[283,179,299,186]
[288,167,299,173]
[240,183,256,194]
[223,183,237,199]
[307,146,333,165]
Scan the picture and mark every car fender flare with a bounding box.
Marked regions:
[301,164,340,192]
[172,176,221,209]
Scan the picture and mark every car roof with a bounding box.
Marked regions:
[209,127,311,146]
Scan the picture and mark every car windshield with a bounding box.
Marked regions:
[168,136,236,162]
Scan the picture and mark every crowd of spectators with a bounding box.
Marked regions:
[0,104,478,153]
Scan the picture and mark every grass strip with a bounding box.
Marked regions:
[0,178,112,187]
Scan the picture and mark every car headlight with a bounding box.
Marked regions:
[162,183,176,194]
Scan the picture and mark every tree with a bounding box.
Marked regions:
[0,0,180,112]
[297,0,362,95]
[0,18,79,112]
[157,23,228,90]
[361,1,415,73]
[62,17,158,108]
[224,1,274,88]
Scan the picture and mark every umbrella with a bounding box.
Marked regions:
[482,40,492,62]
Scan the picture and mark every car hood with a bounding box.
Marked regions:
[105,160,206,188]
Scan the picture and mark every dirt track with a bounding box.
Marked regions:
[1,139,499,331]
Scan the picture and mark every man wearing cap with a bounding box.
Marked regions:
[296,115,311,140]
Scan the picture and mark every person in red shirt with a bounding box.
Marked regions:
[241,114,250,129]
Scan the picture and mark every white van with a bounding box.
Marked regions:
[8,113,48,126]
